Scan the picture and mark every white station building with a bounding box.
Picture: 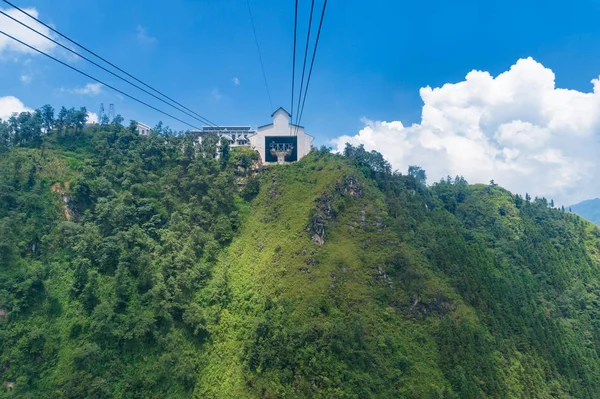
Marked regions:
[136,122,152,136]
[249,107,314,164]
[194,107,314,164]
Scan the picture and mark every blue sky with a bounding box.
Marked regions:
[3,0,600,204]
[2,0,600,141]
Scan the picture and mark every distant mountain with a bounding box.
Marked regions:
[571,198,600,225]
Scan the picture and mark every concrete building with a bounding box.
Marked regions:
[248,107,314,164]
[189,108,313,164]
[195,126,256,147]
[136,122,152,136]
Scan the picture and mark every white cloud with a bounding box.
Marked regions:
[211,88,222,102]
[72,83,103,96]
[136,25,157,45]
[20,74,32,84]
[0,7,57,58]
[86,111,98,124]
[331,58,600,205]
[232,77,240,85]
[0,96,33,120]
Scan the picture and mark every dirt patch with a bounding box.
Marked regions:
[51,182,72,221]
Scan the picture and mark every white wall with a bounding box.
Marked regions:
[136,122,152,136]
[249,109,314,164]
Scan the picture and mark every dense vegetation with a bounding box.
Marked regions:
[571,198,600,225]
[1,106,600,398]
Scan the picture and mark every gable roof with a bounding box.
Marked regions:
[271,107,291,118]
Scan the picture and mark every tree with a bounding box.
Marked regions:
[73,107,88,135]
[39,104,55,133]
[550,199,555,208]
[153,121,164,135]
[112,114,124,127]
[8,115,19,146]
[0,120,10,151]
[57,106,68,134]
[408,165,427,186]
[129,120,138,135]
[514,194,523,208]
[525,193,531,202]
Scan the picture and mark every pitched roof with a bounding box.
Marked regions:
[271,107,291,117]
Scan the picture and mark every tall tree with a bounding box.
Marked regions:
[39,104,55,133]
[129,120,138,135]
[408,165,427,186]
[73,107,88,134]
[112,114,124,127]
[56,106,68,135]
[0,120,10,152]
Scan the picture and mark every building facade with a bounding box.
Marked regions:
[248,108,314,164]
[136,122,152,136]
[189,108,313,164]
[195,126,256,147]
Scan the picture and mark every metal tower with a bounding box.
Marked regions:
[99,103,105,124]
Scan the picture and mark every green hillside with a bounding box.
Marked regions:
[571,198,600,225]
[2,115,600,398]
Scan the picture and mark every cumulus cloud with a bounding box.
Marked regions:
[72,83,103,96]
[332,58,600,205]
[0,7,57,58]
[86,111,98,124]
[0,96,33,120]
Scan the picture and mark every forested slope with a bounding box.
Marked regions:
[1,116,600,398]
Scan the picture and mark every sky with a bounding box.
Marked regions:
[2,0,600,205]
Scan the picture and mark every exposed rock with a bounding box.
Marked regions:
[374,266,393,289]
[298,267,311,274]
[51,182,72,221]
[336,175,363,199]
[257,242,264,251]
[397,293,456,320]
[5,381,14,391]
[311,214,326,245]
[0,308,7,322]
[304,257,318,267]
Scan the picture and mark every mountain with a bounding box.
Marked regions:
[2,120,600,398]
[571,198,600,225]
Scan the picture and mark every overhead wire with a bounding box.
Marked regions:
[246,0,273,113]
[290,0,299,134]
[293,0,315,136]
[1,0,217,127]
[0,9,216,127]
[0,29,203,130]
[295,0,328,134]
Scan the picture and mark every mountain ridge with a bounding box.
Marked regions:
[1,124,600,398]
